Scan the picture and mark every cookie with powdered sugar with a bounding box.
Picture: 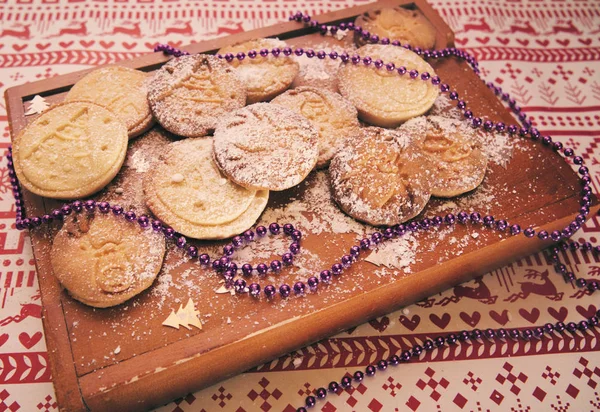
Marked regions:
[144,138,268,239]
[271,86,360,168]
[330,126,432,226]
[51,213,166,308]
[338,44,439,127]
[218,38,299,104]
[147,54,246,137]
[397,115,487,197]
[213,103,319,191]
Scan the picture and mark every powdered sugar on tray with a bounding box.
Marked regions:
[365,234,418,273]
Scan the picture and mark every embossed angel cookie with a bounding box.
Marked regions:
[271,87,360,168]
[398,115,487,197]
[51,213,166,308]
[147,54,246,137]
[218,38,299,104]
[144,138,269,239]
[338,44,439,127]
[65,66,154,138]
[354,7,437,50]
[12,101,128,199]
[213,103,319,191]
[330,127,431,226]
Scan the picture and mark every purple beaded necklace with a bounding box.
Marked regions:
[4,11,599,411]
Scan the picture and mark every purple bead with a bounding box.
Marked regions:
[370,34,379,43]
[187,245,198,258]
[282,252,294,265]
[496,219,508,231]
[386,62,395,71]
[550,230,562,241]
[242,264,253,276]
[533,327,544,338]
[471,329,482,340]
[341,376,352,388]
[219,256,230,267]
[256,225,267,236]
[283,47,292,56]
[351,54,360,64]
[341,254,353,267]
[362,56,372,65]
[457,211,469,224]
[41,214,53,224]
[446,334,458,345]
[409,69,419,78]
[291,230,302,241]
[316,387,327,399]
[329,51,338,60]
[328,381,339,392]
[290,242,301,255]
[320,270,332,284]
[524,227,535,238]
[283,223,294,235]
[472,117,483,128]
[256,263,268,275]
[444,213,456,224]
[431,76,441,85]
[371,232,383,244]
[555,322,566,332]
[350,245,361,257]
[458,331,470,342]
[212,259,222,272]
[72,200,83,212]
[111,205,123,215]
[377,359,388,370]
[236,52,245,61]
[84,200,96,212]
[305,396,316,407]
[365,365,376,376]
[305,49,315,58]
[307,276,319,290]
[389,354,401,365]
[383,227,394,238]
[249,283,261,297]
[293,281,306,295]
[440,83,450,92]
[96,201,109,213]
[401,350,412,361]
[463,110,473,119]
[269,222,280,234]
[483,215,494,226]
[420,218,431,229]
[509,329,520,339]
[270,260,282,272]
[224,52,234,62]
[510,224,521,235]
[573,156,584,165]
[579,320,590,331]
[232,236,244,248]
[497,329,507,339]
[124,211,136,222]
[175,236,187,249]
[331,263,343,275]
[412,345,423,357]
[360,238,371,250]
[199,254,210,265]
[51,209,63,220]
[30,216,42,227]
[340,52,349,62]
[260,48,269,57]
[397,66,407,75]
[470,212,481,223]
[223,244,234,256]
[264,285,276,298]
[484,329,495,339]
[247,50,257,59]
[234,279,246,293]
[421,72,430,80]
[279,284,291,298]
[521,329,533,340]
[537,230,549,240]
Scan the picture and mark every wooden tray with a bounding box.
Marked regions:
[5,1,597,411]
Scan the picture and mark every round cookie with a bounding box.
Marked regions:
[144,138,269,239]
[271,87,360,168]
[147,54,246,137]
[397,116,487,197]
[65,66,154,138]
[337,44,439,127]
[213,103,319,191]
[354,7,437,50]
[218,38,299,104]
[330,127,431,226]
[12,101,128,199]
[51,213,166,308]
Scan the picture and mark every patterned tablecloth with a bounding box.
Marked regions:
[1,0,599,411]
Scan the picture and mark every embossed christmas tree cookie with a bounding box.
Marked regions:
[213,103,319,191]
[354,7,437,49]
[397,115,487,197]
[51,213,166,308]
[66,66,154,138]
[12,101,128,199]
[218,38,299,104]
[147,54,246,137]
[338,44,439,127]
[330,126,432,226]
[144,138,268,239]
[271,86,360,168]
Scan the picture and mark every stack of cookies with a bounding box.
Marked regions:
[11,6,490,307]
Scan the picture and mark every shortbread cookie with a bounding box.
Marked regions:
[213,103,319,191]
[218,38,299,104]
[354,7,436,50]
[330,127,431,226]
[398,116,487,197]
[271,87,360,168]
[338,44,439,127]
[51,213,166,308]
[12,101,128,199]
[65,66,154,138]
[291,43,357,92]
[147,54,246,137]
[145,138,269,239]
